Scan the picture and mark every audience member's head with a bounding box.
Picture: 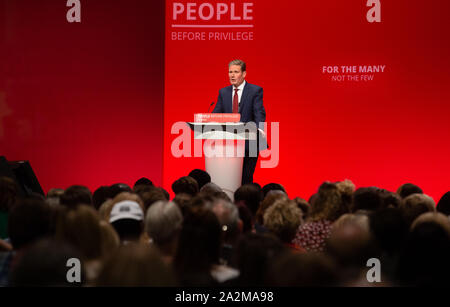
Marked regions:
[172,193,193,216]
[96,243,177,286]
[109,183,132,198]
[411,212,450,235]
[351,187,383,213]
[172,176,199,197]
[332,213,370,233]
[234,184,263,218]
[397,212,450,286]
[174,208,221,286]
[263,199,303,244]
[262,183,286,198]
[369,208,408,256]
[267,252,338,286]
[310,182,347,222]
[211,198,241,245]
[233,233,285,286]
[397,183,423,199]
[109,198,145,243]
[399,193,436,227]
[199,182,222,195]
[133,177,154,189]
[378,189,402,209]
[326,222,376,272]
[55,205,103,261]
[46,188,64,199]
[138,186,168,212]
[255,192,289,226]
[8,198,53,250]
[45,188,65,208]
[188,169,211,190]
[92,186,111,210]
[145,201,183,261]
[10,239,84,286]
[436,191,450,216]
[59,185,93,209]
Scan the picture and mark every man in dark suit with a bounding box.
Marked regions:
[212,59,266,185]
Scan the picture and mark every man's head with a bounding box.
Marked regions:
[228,59,246,87]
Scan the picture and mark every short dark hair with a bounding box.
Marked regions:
[60,185,92,209]
[188,169,211,190]
[352,187,383,212]
[134,177,154,188]
[109,183,132,198]
[234,184,263,217]
[10,239,85,286]
[262,183,286,198]
[8,199,53,249]
[172,176,199,197]
[437,191,450,216]
[397,183,423,199]
[92,186,111,210]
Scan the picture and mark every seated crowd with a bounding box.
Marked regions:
[0,172,450,287]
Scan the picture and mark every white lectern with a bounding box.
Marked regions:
[187,114,257,200]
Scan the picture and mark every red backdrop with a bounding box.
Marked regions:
[0,0,165,192]
[1,1,449,201]
[163,0,450,201]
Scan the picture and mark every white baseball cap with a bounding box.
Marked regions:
[109,200,144,223]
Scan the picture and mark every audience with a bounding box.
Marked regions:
[0,171,448,287]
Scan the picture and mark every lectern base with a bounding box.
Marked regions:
[204,140,245,201]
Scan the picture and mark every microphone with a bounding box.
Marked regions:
[208,101,215,113]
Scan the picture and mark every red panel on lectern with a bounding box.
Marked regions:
[194,113,241,123]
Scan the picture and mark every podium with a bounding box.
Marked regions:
[187,114,257,200]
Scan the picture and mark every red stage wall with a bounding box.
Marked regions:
[163,0,450,201]
[0,0,165,192]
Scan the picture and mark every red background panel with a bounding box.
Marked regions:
[163,0,450,201]
[0,0,165,192]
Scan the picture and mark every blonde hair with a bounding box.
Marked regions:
[263,199,303,242]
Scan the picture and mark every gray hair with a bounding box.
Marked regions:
[211,198,239,232]
[145,201,183,245]
[228,59,246,72]
[200,182,222,194]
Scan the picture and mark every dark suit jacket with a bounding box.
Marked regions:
[212,82,267,152]
[212,82,266,125]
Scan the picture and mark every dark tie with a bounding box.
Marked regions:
[233,88,239,113]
